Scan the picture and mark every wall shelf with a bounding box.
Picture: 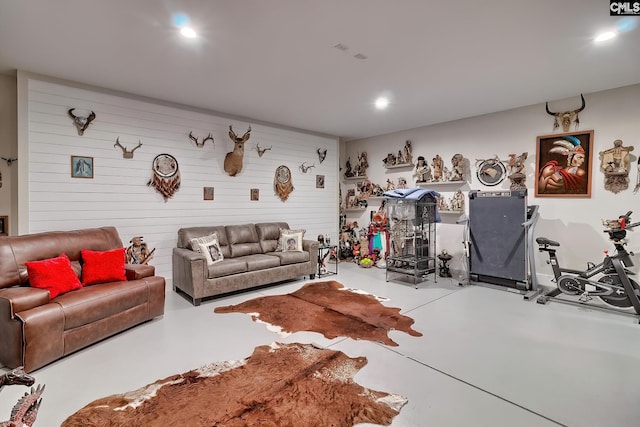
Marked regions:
[416,180,466,187]
[344,175,368,181]
[384,163,414,170]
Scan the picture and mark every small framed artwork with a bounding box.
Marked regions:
[203,187,214,201]
[535,130,594,198]
[316,175,325,189]
[250,188,259,201]
[71,155,94,178]
[0,215,7,236]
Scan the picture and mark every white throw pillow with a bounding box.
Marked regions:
[280,230,304,252]
[190,233,224,265]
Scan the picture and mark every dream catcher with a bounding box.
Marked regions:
[274,165,294,201]
[147,153,180,202]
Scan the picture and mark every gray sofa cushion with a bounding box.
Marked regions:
[208,258,248,278]
[268,251,310,266]
[255,222,290,253]
[227,224,262,257]
[237,254,281,271]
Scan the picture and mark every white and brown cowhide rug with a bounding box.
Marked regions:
[61,342,407,427]
[215,280,422,346]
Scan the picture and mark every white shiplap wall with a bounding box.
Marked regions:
[22,77,339,281]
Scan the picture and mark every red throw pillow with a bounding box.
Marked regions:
[25,254,82,299]
[81,247,127,286]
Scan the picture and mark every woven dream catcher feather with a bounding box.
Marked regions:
[147,153,180,202]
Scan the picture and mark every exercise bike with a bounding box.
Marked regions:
[536,211,640,315]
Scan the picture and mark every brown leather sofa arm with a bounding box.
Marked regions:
[125,264,156,280]
[0,287,51,318]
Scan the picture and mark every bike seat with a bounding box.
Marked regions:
[536,237,560,247]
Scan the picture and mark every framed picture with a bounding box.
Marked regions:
[71,156,94,178]
[250,188,259,201]
[535,130,594,198]
[203,187,214,200]
[316,175,325,189]
[0,215,7,236]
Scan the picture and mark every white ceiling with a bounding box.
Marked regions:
[1,1,638,140]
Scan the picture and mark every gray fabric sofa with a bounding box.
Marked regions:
[172,222,318,306]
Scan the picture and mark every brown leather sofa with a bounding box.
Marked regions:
[173,222,318,306]
[0,227,165,372]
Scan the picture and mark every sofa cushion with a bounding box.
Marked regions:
[255,222,290,253]
[54,280,149,330]
[81,248,127,286]
[236,254,281,271]
[25,254,82,298]
[268,251,310,266]
[227,224,262,257]
[207,258,248,279]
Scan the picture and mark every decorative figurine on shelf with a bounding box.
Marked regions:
[507,152,528,191]
[438,249,453,278]
[344,157,354,178]
[450,190,464,211]
[372,183,385,196]
[397,177,408,189]
[414,156,432,183]
[449,154,466,182]
[383,152,397,167]
[384,179,396,191]
[404,140,413,164]
[599,139,635,193]
[356,152,369,177]
[396,150,404,165]
[432,155,443,182]
[437,196,449,211]
[126,236,155,265]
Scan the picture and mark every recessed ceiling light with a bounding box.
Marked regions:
[594,31,617,42]
[180,27,197,39]
[375,97,390,110]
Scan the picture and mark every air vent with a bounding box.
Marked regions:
[354,53,368,60]
[333,43,349,51]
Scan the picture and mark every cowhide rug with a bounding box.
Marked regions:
[61,342,407,427]
[215,280,422,346]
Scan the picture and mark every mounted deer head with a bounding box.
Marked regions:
[317,148,327,163]
[189,131,214,148]
[545,94,586,132]
[224,125,251,176]
[67,108,96,136]
[114,138,143,159]
[256,143,272,157]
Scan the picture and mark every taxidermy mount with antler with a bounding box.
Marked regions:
[224,125,251,176]
[114,137,143,159]
[256,143,272,157]
[189,131,214,148]
[1,157,17,166]
[67,108,96,136]
[545,94,586,132]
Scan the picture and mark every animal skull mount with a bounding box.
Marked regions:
[114,138,143,159]
[189,131,214,148]
[317,148,327,163]
[67,108,96,136]
[1,157,17,166]
[545,94,586,133]
[224,125,251,176]
[299,162,316,173]
[256,143,272,157]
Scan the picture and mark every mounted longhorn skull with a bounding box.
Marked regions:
[256,143,272,157]
[224,125,251,176]
[317,148,327,163]
[67,108,96,136]
[299,162,316,173]
[189,131,214,147]
[545,94,585,132]
[114,138,143,159]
